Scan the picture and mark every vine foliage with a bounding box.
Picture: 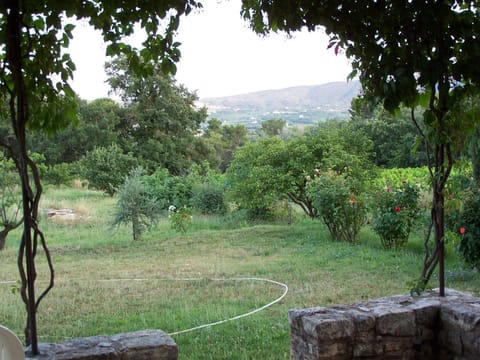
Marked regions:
[0,0,200,354]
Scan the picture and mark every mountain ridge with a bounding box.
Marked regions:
[199,81,361,129]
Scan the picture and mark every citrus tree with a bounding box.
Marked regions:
[241,0,480,296]
[226,123,373,219]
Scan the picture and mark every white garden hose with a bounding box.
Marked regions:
[1,277,289,337]
[98,277,289,336]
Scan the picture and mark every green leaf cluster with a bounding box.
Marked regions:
[113,167,161,241]
[370,182,421,250]
[226,121,374,219]
[106,57,208,173]
[306,171,366,243]
[143,165,227,215]
[454,188,480,268]
[168,205,192,233]
[0,153,22,250]
[81,144,137,196]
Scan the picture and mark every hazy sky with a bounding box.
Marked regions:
[68,0,353,100]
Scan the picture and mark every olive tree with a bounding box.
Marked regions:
[113,167,161,241]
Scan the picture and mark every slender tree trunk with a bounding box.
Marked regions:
[132,216,141,241]
[5,2,38,353]
[0,222,20,250]
[0,228,8,250]
[412,83,451,297]
[432,145,446,297]
[4,2,54,354]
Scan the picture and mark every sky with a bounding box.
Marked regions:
[68,0,353,100]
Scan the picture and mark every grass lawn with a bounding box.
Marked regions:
[1,187,479,359]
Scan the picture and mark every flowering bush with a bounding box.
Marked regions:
[450,187,480,268]
[370,182,421,250]
[168,205,192,233]
[306,171,366,243]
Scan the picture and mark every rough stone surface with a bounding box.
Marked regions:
[25,330,177,360]
[290,288,480,360]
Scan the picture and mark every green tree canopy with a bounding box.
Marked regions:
[241,0,480,295]
[29,98,123,165]
[202,119,248,172]
[106,56,208,173]
[81,144,138,196]
[260,118,286,137]
[226,122,374,218]
[350,99,429,168]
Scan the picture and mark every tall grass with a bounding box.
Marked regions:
[0,187,479,359]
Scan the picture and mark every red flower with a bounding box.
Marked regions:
[394,206,401,213]
[460,227,466,235]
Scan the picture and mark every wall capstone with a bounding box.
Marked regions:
[25,329,178,360]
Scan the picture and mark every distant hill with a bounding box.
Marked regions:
[199,81,361,130]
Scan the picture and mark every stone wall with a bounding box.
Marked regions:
[289,289,480,360]
[25,329,178,360]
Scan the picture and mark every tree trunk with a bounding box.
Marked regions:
[3,2,55,354]
[287,192,316,219]
[412,82,451,297]
[0,228,7,250]
[132,216,141,241]
[0,222,20,250]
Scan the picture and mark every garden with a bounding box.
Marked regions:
[1,160,479,358]
[1,2,480,358]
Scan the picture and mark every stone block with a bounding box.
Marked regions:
[26,330,177,360]
[461,329,480,358]
[406,298,441,327]
[315,341,351,359]
[413,324,435,350]
[302,312,355,341]
[349,308,376,333]
[440,303,480,332]
[372,305,416,337]
[380,336,415,357]
[352,333,379,357]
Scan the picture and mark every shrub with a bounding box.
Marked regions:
[191,182,227,215]
[168,205,192,233]
[144,169,194,210]
[112,167,161,241]
[451,187,480,268]
[44,163,75,186]
[306,171,366,243]
[370,182,421,250]
[81,144,137,196]
[373,167,430,191]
